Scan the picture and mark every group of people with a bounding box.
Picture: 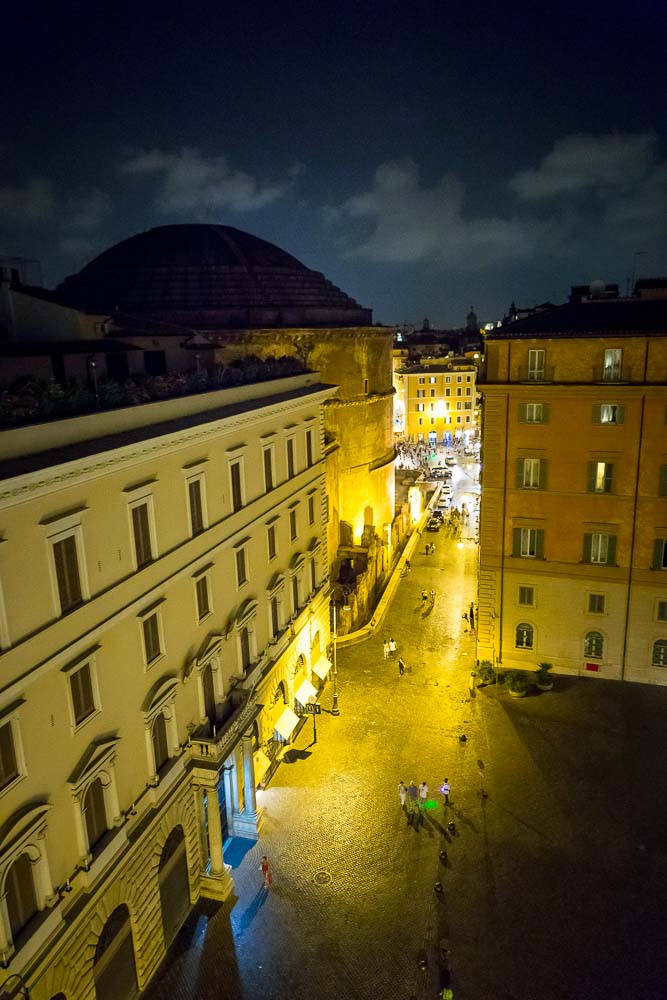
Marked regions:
[421,588,436,606]
[398,778,451,821]
[383,637,397,659]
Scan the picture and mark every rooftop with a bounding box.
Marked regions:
[487,296,667,340]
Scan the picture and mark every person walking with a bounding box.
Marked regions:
[430,589,436,603]
[260,855,273,888]
[398,781,407,808]
[422,589,429,605]
[440,778,451,806]
[398,656,406,676]
[407,780,418,817]
[418,781,428,807]
[389,638,397,658]
[383,639,390,660]
[469,603,475,631]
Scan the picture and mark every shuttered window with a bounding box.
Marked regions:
[263,448,274,492]
[512,528,544,559]
[267,524,277,560]
[70,664,95,726]
[235,548,247,587]
[152,713,169,773]
[53,535,83,612]
[195,576,210,620]
[583,533,617,565]
[230,462,243,512]
[584,631,604,658]
[517,458,547,489]
[652,539,667,570]
[306,429,314,467]
[188,479,205,536]
[587,462,614,493]
[132,503,153,567]
[652,640,667,667]
[83,777,107,851]
[594,404,625,424]
[286,439,295,479]
[5,853,37,939]
[143,613,162,664]
[0,721,19,791]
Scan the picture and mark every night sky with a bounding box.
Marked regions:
[3,0,666,326]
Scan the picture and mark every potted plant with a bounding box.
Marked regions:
[535,661,554,691]
[477,660,496,685]
[505,669,530,697]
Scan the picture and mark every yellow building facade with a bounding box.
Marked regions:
[0,372,335,997]
[394,360,478,443]
[478,295,667,684]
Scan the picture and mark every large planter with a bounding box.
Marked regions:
[508,686,528,698]
[536,680,554,692]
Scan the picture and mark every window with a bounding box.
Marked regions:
[445,376,451,384]
[292,576,300,615]
[308,494,316,525]
[138,608,164,666]
[270,596,280,637]
[430,389,436,397]
[597,404,624,425]
[584,631,604,658]
[417,403,425,412]
[305,429,314,467]
[457,376,462,383]
[417,389,425,398]
[657,600,667,622]
[652,539,667,570]
[587,462,614,493]
[445,388,450,396]
[457,401,462,410]
[83,777,108,851]
[515,622,534,649]
[430,418,435,425]
[584,533,616,565]
[512,528,544,559]
[5,853,38,942]
[240,626,251,671]
[519,457,545,489]
[230,460,243,512]
[0,719,20,793]
[69,662,97,727]
[263,446,275,492]
[267,523,277,560]
[588,593,605,614]
[603,348,622,382]
[457,388,462,396]
[187,478,206,536]
[464,401,472,410]
[518,586,534,606]
[310,557,317,593]
[527,349,545,380]
[286,438,295,479]
[520,402,547,423]
[418,377,425,384]
[659,465,667,497]
[235,547,247,587]
[151,714,169,774]
[466,387,471,396]
[195,574,211,621]
[429,376,436,384]
[131,501,155,568]
[0,578,8,651]
[652,640,667,667]
[52,534,84,612]
[418,418,423,425]
[289,507,298,541]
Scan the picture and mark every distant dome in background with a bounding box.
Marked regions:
[56,224,372,328]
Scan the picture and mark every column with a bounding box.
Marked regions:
[0,891,14,963]
[36,833,57,906]
[242,736,257,813]
[206,782,225,877]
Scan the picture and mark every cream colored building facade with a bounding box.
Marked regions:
[0,371,335,998]
[478,295,667,684]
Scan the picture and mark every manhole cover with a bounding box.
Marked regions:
[313,870,332,885]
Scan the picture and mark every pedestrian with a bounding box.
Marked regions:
[430,589,436,603]
[407,780,418,815]
[383,639,389,660]
[440,778,450,806]
[398,656,405,676]
[422,589,429,605]
[418,781,428,807]
[405,559,411,574]
[469,603,475,629]
[398,780,407,808]
[260,855,273,888]
[389,637,397,658]
[430,543,437,556]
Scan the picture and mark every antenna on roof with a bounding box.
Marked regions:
[630,251,648,296]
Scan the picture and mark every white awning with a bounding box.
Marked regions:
[312,656,332,680]
[274,706,300,740]
[294,679,317,705]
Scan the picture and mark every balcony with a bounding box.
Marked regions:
[593,364,631,384]
[188,695,262,770]
[515,365,555,383]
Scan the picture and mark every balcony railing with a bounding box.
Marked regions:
[515,365,555,383]
[188,695,261,767]
[593,364,631,383]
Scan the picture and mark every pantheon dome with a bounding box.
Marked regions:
[56,224,372,328]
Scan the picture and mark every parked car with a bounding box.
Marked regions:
[431,509,444,521]
[440,482,452,496]
[445,455,456,467]
[426,517,441,531]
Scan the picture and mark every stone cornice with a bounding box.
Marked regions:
[324,388,395,408]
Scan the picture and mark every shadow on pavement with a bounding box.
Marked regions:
[282,748,312,764]
[231,887,270,938]
[224,837,256,868]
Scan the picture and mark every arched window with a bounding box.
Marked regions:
[83,777,107,851]
[515,622,534,649]
[240,626,251,671]
[652,639,667,667]
[152,713,169,774]
[4,853,38,940]
[584,631,604,658]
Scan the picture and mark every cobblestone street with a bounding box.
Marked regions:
[145,499,667,1000]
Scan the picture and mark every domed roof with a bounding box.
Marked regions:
[56,224,372,328]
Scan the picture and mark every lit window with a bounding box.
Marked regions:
[652,640,667,667]
[513,527,543,559]
[588,462,613,493]
[515,623,534,648]
[522,458,542,488]
[584,631,604,658]
[585,532,615,565]
[603,348,622,381]
[527,349,545,380]
[599,404,623,424]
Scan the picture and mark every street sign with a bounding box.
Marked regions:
[303,703,321,715]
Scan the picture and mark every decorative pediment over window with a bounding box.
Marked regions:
[289,553,307,574]
[266,573,285,595]
[183,634,223,679]
[68,736,120,790]
[0,802,51,856]
[308,537,321,554]
[235,598,258,630]
[142,675,179,716]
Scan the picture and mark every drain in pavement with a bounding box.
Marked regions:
[313,870,332,885]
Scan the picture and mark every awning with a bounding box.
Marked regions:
[312,656,332,680]
[294,679,317,705]
[274,706,300,740]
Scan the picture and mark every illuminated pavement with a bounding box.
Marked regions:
[144,481,667,999]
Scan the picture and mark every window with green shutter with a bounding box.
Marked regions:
[584,532,616,565]
[513,527,544,558]
[53,535,83,612]
[70,663,95,726]
[594,404,625,424]
[652,539,667,570]
[587,461,614,493]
